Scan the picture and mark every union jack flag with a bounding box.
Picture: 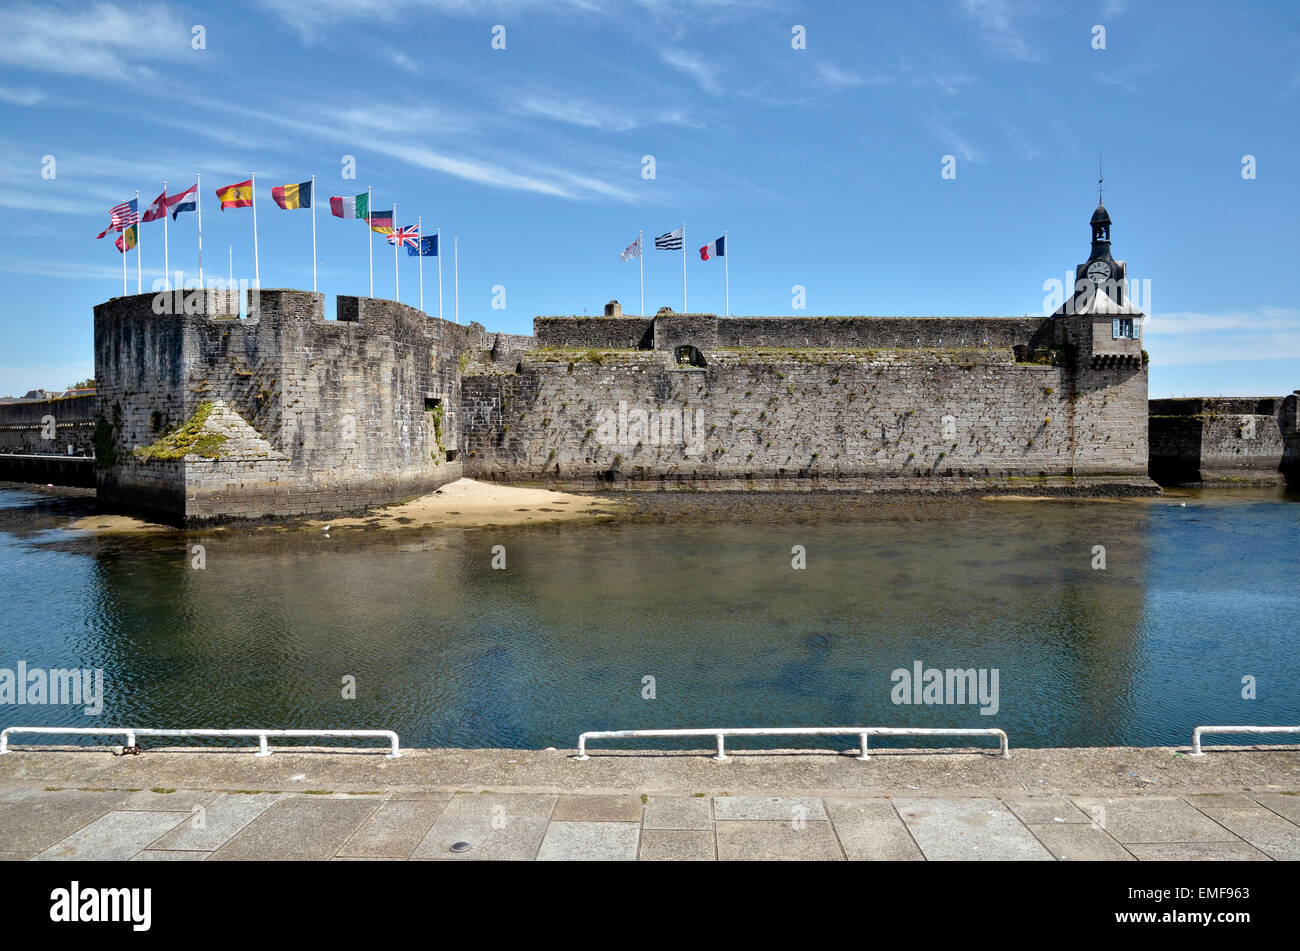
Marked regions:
[387,224,420,249]
[96,198,138,239]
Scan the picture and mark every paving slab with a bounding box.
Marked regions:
[893,798,1053,861]
[337,799,447,858]
[1253,793,1300,826]
[0,852,35,861]
[1004,797,1093,825]
[643,795,713,831]
[1027,823,1134,860]
[538,821,640,860]
[150,792,282,851]
[1072,796,1243,844]
[0,789,134,853]
[1189,801,1300,861]
[439,793,556,819]
[35,810,188,861]
[823,798,923,860]
[638,829,715,861]
[713,796,827,821]
[131,850,211,861]
[0,788,38,803]
[412,815,548,860]
[119,788,221,811]
[551,794,642,822]
[715,820,844,861]
[209,798,378,861]
[1126,841,1271,861]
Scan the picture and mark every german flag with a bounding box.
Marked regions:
[368,209,394,234]
[216,179,253,210]
[271,180,312,210]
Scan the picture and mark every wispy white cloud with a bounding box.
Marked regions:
[930,115,981,163]
[960,0,1042,63]
[1144,306,1300,366]
[814,63,893,91]
[1101,0,1128,17]
[659,49,723,95]
[0,2,192,81]
[0,85,46,106]
[510,94,698,131]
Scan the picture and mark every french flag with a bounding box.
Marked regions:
[699,235,725,261]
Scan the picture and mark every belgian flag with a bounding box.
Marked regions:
[271,180,312,210]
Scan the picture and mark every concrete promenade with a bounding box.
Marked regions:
[1,745,1297,861]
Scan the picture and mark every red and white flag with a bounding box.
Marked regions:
[141,188,169,223]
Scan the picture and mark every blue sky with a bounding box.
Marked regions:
[0,0,1296,397]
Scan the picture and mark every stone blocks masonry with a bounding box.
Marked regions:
[92,287,1153,524]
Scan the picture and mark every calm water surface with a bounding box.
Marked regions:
[0,487,1297,750]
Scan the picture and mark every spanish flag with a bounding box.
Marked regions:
[216,179,253,210]
[271,180,312,210]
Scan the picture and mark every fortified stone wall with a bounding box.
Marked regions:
[0,394,95,456]
[461,312,1149,489]
[93,289,489,523]
[1149,395,1299,485]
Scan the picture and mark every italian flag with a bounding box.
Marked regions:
[330,192,368,219]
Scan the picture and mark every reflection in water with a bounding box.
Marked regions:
[0,488,1297,750]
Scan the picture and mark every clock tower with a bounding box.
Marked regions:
[1076,200,1126,305]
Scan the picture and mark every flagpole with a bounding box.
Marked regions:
[161,180,170,291]
[454,236,459,325]
[393,201,399,303]
[639,230,644,317]
[681,222,687,312]
[310,174,317,293]
[724,229,729,318]
[417,216,424,313]
[135,190,141,293]
[367,185,373,298]
[196,173,203,292]
[437,228,443,320]
[121,222,127,297]
[251,173,261,288]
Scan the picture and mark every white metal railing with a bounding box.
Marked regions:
[1190,725,1300,757]
[574,726,1009,761]
[0,727,401,758]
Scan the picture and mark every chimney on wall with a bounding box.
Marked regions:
[604,300,621,316]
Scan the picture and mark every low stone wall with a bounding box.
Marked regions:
[1149,395,1299,485]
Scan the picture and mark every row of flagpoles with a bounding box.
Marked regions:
[95,175,459,323]
[619,226,728,316]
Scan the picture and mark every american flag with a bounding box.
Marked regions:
[96,198,138,239]
[387,224,420,249]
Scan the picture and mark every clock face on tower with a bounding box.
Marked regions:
[1086,260,1112,284]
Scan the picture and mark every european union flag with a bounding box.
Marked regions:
[408,234,438,257]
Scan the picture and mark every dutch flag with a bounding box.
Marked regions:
[699,235,725,261]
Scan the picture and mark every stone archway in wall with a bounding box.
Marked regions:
[674,345,706,368]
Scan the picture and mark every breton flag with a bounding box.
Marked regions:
[408,234,438,257]
[141,188,169,223]
[620,236,641,261]
[96,198,138,238]
[654,228,684,250]
[115,224,138,253]
[699,235,725,261]
[330,192,368,219]
[168,184,198,219]
[216,179,253,210]
[272,180,312,210]
[368,209,394,235]
[387,224,420,249]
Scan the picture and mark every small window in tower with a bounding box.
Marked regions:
[1118,318,1134,339]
